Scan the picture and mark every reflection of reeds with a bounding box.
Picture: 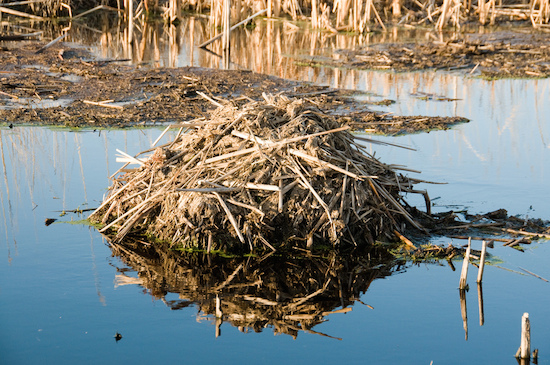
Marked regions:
[6,0,549,31]
[109,238,397,338]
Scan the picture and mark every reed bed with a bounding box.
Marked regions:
[2,0,548,30]
[90,94,427,252]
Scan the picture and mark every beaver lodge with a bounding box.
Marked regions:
[90,94,431,252]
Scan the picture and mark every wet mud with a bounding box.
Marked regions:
[0,41,466,133]
[312,30,550,78]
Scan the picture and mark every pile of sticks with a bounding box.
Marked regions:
[90,94,427,252]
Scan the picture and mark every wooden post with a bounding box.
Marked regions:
[459,237,471,290]
[477,240,487,283]
[520,313,531,359]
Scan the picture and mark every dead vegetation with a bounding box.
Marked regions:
[2,0,549,31]
[326,33,550,78]
[89,94,432,252]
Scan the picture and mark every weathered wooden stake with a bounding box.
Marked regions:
[459,237,471,290]
[477,240,487,283]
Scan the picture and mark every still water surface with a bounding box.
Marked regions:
[1,19,550,364]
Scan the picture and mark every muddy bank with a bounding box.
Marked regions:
[313,30,550,78]
[0,41,466,134]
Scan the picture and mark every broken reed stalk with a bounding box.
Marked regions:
[35,33,67,54]
[459,237,471,290]
[222,1,231,43]
[476,240,487,283]
[477,282,484,326]
[518,313,531,359]
[197,9,267,49]
[459,288,468,340]
[90,95,427,252]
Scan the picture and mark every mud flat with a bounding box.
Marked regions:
[311,30,550,78]
[0,41,466,133]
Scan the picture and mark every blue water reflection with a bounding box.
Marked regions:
[1,72,549,364]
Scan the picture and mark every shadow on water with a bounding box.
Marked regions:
[109,239,403,340]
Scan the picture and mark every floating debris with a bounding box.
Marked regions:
[114,332,122,342]
[44,218,57,226]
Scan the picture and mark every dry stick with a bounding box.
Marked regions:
[116,149,145,166]
[352,135,416,151]
[288,278,331,309]
[518,267,549,282]
[0,6,45,20]
[114,203,157,241]
[214,263,243,291]
[83,100,124,110]
[245,183,279,191]
[290,158,336,239]
[459,237,471,290]
[339,161,349,218]
[35,33,67,54]
[288,149,364,180]
[370,0,387,30]
[309,191,342,238]
[90,170,147,218]
[257,234,276,252]
[207,232,212,253]
[226,198,265,217]
[72,4,121,19]
[370,178,424,231]
[213,192,245,244]
[196,91,224,107]
[501,228,550,239]
[176,187,238,193]
[477,240,487,283]
[233,125,350,148]
[278,179,284,212]
[394,230,416,250]
[152,125,171,147]
[203,146,257,164]
[198,9,267,48]
[144,173,154,201]
[0,90,18,99]
[99,163,190,232]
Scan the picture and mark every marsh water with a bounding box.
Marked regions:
[1,18,550,364]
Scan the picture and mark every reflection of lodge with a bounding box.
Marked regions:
[110,240,398,339]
